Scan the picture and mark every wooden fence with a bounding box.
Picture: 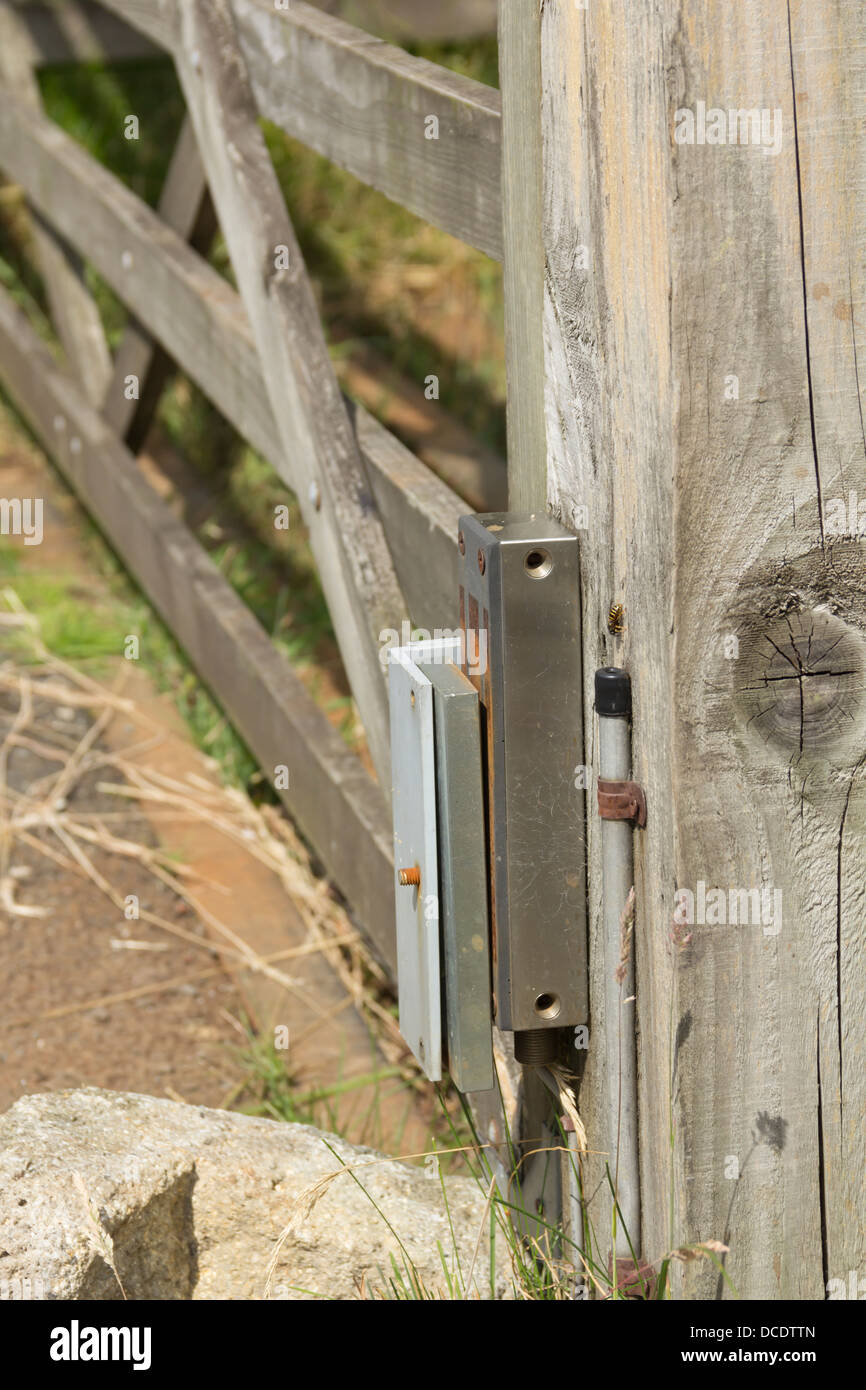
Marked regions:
[0,0,863,1302]
[0,0,505,979]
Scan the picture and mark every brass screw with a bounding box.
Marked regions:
[477,548,486,575]
[398,866,421,887]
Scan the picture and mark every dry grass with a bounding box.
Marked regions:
[0,594,410,1078]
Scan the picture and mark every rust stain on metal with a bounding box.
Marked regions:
[597,778,647,827]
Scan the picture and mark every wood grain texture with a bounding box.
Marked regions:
[497,0,546,508]
[96,0,502,258]
[173,0,409,787]
[314,0,497,43]
[0,91,462,634]
[0,1,111,407]
[233,0,501,259]
[0,282,398,975]
[512,0,866,1298]
[85,0,171,48]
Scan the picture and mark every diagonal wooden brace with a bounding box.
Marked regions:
[171,0,407,789]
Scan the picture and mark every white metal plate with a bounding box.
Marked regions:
[388,637,460,1081]
[418,659,494,1093]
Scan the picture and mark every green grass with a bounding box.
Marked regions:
[0,529,265,792]
[230,1026,417,1145]
[39,58,185,204]
[155,382,347,721]
[0,45,505,747]
[262,120,506,453]
[36,58,188,352]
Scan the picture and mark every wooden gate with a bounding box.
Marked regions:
[0,0,863,1301]
[0,0,505,980]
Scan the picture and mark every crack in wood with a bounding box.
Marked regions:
[787,0,825,549]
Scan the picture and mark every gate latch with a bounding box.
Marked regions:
[388,513,590,1089]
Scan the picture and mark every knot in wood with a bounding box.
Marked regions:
[735,608,864,754]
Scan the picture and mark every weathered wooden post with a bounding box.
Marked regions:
[500,0,865,1297]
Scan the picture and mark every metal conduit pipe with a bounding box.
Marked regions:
[595,667,641,1265]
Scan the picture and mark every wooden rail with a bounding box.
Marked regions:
[96,0,503,260]
[0,0,480,967]
[0,283,399,974]
[0,89,462,633]
[12,0,158,66]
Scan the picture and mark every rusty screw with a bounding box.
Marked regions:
[398,866,421,887]
[477,548,486,575]
[458,531,465,555]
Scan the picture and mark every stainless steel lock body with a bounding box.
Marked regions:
[458,514,588,1034]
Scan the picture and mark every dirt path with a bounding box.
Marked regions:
[0,712,244,1112]
[0,411,433,1156]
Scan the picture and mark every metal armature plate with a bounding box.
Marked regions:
[388,637,460,1081]
[459,513,588,1032]
[417,659,494,1094]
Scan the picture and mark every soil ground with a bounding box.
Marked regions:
[0,719,242,1112]
[0,410,435,1157]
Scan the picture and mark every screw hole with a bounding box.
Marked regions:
[534,992,561,1019]
[524,548,553,580]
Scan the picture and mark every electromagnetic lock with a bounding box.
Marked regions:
[388,514,588,1089]
[389,635,494,1092]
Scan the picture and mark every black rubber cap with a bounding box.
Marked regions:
[595,666,631,717]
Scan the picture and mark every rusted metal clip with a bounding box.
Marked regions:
[597,779,647,828]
